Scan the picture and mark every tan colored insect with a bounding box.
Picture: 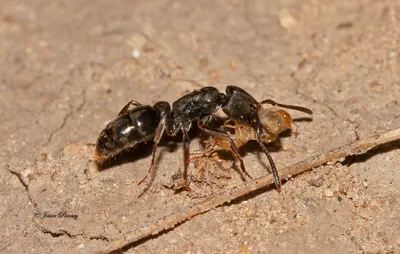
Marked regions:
[202,106,296,154]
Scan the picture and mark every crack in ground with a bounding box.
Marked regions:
[43,87,87,146]
[76,88,87,112]
[90,235,110,241]
[8,167,109,244]
[40,227,82,238]
[38,225,109,242]
[7,88,109,245]
[0,224,32,252]
[44,110,73,145]
[8,167,39,213]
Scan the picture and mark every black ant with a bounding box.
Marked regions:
[95,87,250,191]
[95,86,312,192]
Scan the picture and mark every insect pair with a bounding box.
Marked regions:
[95,86,312,191]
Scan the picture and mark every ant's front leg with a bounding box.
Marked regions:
[254,114,282,191]
[181,124,192,191]
[198,123,252,180]
[118,100,142,116]
[138,116,167,185]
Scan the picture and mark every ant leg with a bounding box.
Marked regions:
[254,114,282,191]
[260,99,313,115]
[198,124,252,180]
[118,100,142,116]
[138,117,166,185]
[182,127,192,190]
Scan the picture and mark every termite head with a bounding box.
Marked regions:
[277,109,292,131]
[259,108,292,136]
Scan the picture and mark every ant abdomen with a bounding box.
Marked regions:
[95,105,165,164]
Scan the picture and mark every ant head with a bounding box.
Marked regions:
[153,101,171,119]
[222,86,260,125]
[225,86,259,105]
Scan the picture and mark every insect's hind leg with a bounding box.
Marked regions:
[118,100,142,116]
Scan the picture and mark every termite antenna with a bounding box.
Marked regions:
[260,99,313,115]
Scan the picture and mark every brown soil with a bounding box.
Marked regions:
[1,0,399,253]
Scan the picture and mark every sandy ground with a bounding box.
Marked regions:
[1,0,400,253]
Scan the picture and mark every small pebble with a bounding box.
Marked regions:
[282,144,293,151]
[229,59,237,70]
[131,49,141,59]
[309,177,324,187]
[279,9,297,29]
[240,242,249,254]
[325,189,334,197]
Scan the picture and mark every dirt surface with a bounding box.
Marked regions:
[1,0,400,253]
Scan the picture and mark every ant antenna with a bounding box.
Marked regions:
[260,99,313,115]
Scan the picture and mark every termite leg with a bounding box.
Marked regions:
[198,123,252,180]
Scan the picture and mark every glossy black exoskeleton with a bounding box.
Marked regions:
[96,85,312,192]
[141,87,252,189]
[95,101,170,164]
[220,86,313,191]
